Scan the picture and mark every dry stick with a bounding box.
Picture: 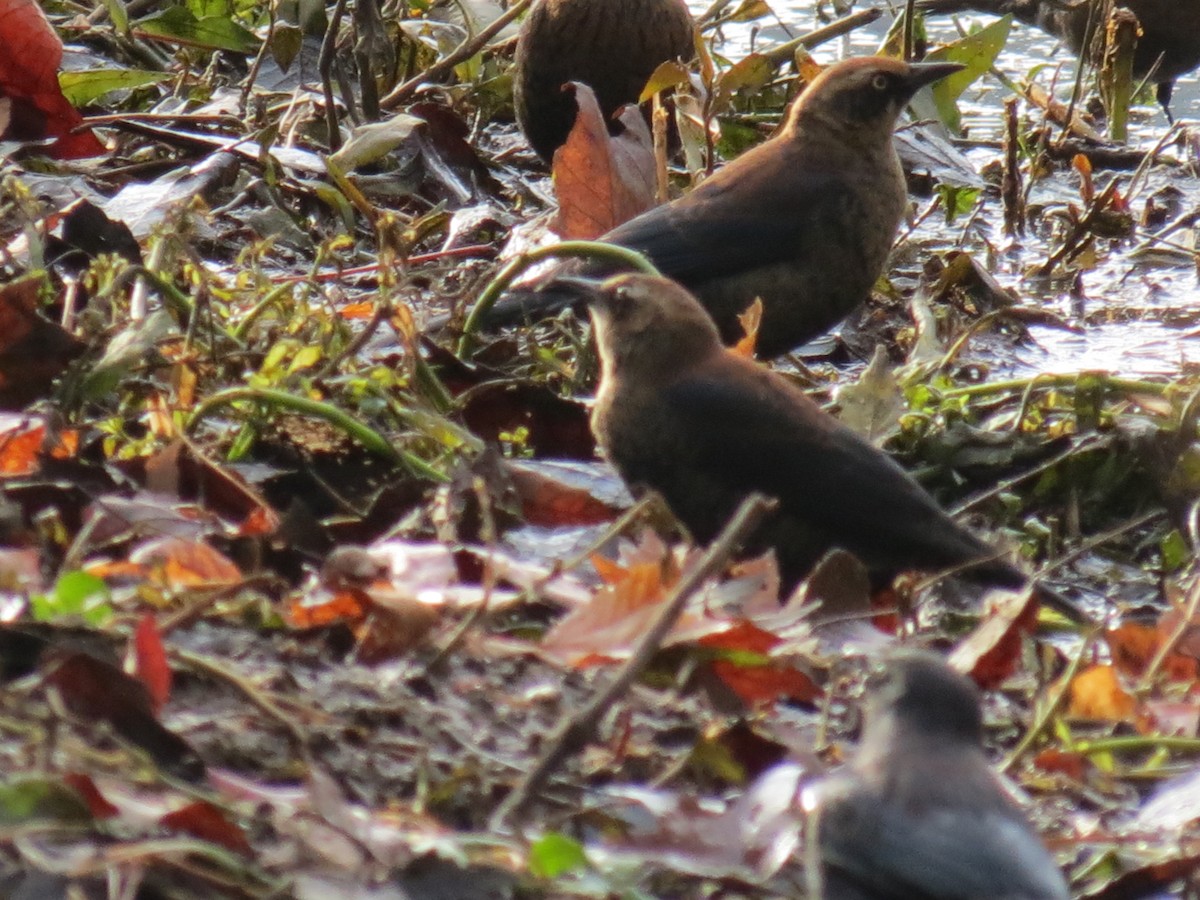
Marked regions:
[1000,625,1098,773]
[762,8,883,67]
[903,0,917,62]
[382,0,533,110]
[319,0,351,150]
[489,493,776,830]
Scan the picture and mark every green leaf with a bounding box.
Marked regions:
[925,15,1013,132]
[528,833,588,879]
[60,69,171,107]
[138,7,259,54]
[0,779,93,826]
[31,571,113,625]
[103,0,130,34]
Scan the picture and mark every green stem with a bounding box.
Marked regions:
[457,241,661,357]
[942,374,1172,400]
[185,386,446,481]
[232,283,296,342]
[1074,735,1200,755]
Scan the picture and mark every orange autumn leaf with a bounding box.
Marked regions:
[0,416,78,476]
[543,556,679,665]
[130,537,242,588]
[732,298,762,358]
[1068,664,1137,722]
[339,301,376,319]
[286,589,370,628]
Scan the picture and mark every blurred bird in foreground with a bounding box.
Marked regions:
[918,0,1200,115]
[450,56,964,359]
[810,650,1070,899]
[513,0,695,161]
[584,273,1084,619]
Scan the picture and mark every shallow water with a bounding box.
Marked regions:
[689,1,1200,380]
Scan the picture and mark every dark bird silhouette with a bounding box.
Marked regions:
[513,0,695,161]
[472,56,964,359]
[813,650,1071,899]
[918,0,1200,115]
[586,274,1084,618]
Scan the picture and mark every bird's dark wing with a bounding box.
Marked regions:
[818,777,1069,900]
[598,169,857,285]
[660,372,992,573]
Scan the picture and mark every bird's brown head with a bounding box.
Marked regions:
[578,273,723,378]
[863,650,983,750]
[785,56,964,142]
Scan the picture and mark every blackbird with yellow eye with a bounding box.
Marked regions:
[443,56,964,359]
[812,650,1070,899]
[513,0,695,162]
[584,273,1084,619]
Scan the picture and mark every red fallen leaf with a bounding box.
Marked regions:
[132,613,171,714]
[44,650,203,781]
[507,463,621,527]
[160,800,252,855]
[0,0,106,158]
[700,621,821,706]
[0,277,86,409]
[710,658,821,706]
[552,82,657,239]
[949,587,1040,689]
[61,773,119,819]
[239,505,278,537]
[1032,748,1088,781]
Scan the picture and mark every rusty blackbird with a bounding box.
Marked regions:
[811,650,1070,899]
[473,56,965,359]
[918,0,1200,114]
[513,0,695,161]
[586,274,1083,617]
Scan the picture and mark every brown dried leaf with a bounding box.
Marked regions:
[552,82,657,239]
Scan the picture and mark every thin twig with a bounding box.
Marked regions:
[489,493,776,829]
[1001,627,1098,772]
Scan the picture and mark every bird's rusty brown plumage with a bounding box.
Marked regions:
[474,56,964,358]
[586,273,1068,604]
[513,0,694,161]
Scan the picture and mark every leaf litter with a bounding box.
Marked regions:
[0,0,1198,897]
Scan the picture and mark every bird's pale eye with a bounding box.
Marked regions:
[871,73,890,92]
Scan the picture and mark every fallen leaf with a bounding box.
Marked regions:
[552,82,657,239]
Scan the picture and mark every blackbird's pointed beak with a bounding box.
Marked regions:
[903,60,966,92]
[557,276,610,309]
